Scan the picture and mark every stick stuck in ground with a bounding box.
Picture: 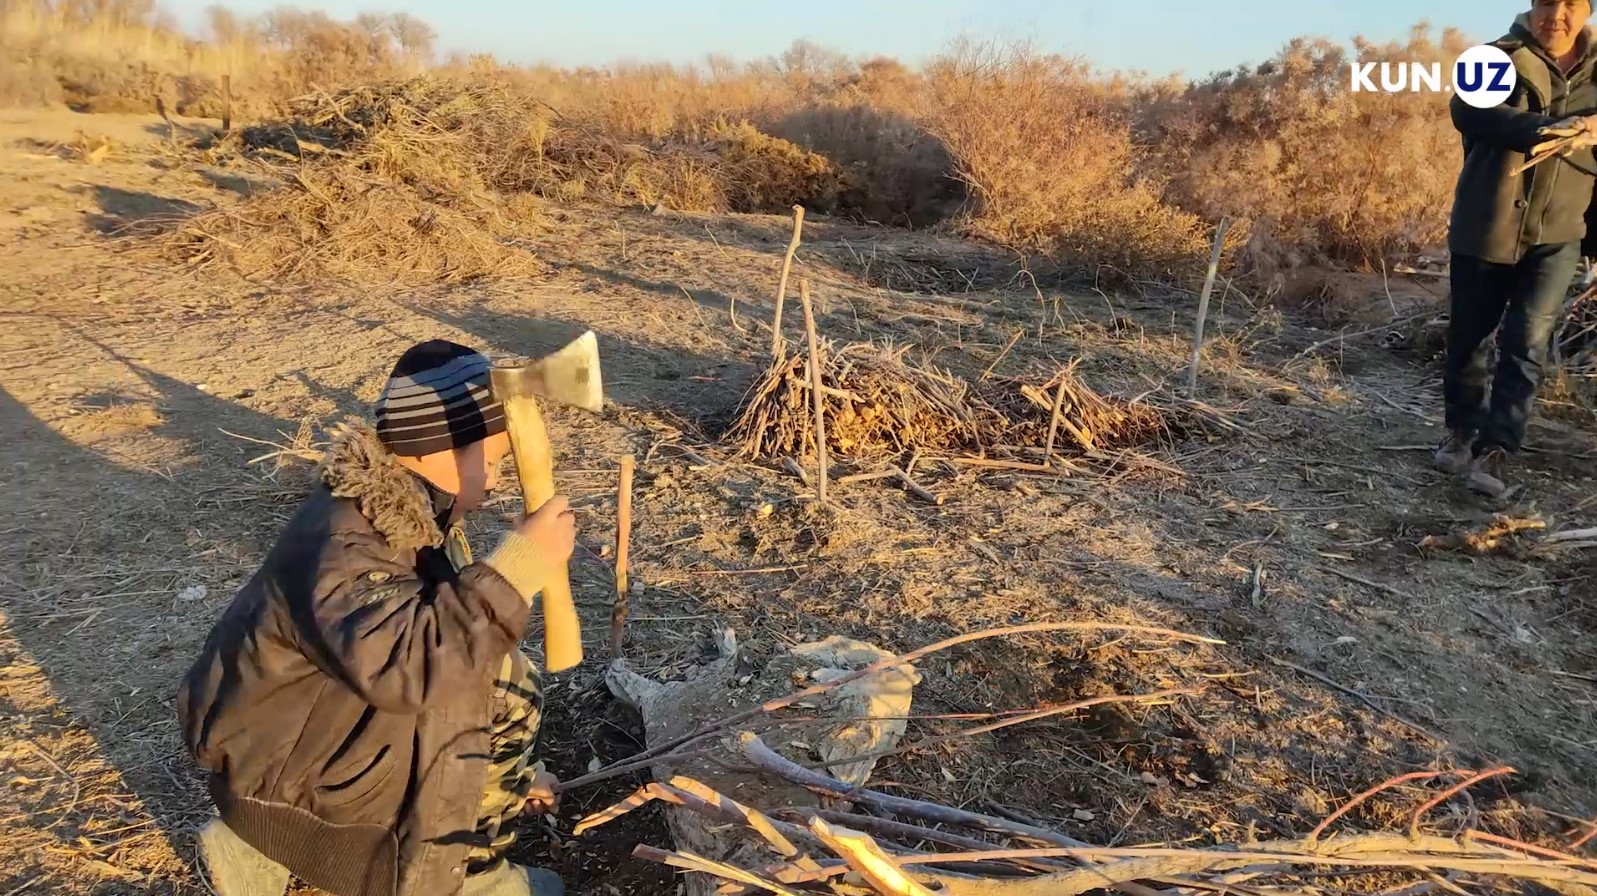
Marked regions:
[771,205,805,358]
[1186,216,1232,396]
[798,277,829,503]
[610,454,635,660]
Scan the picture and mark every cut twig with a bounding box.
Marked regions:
[634,845,803,896]
[1320,565,1416,600]
[838,468,898,485]
[771,205,805,358]
[808,818,938,896]
[797,810,1074,872]
[1409,767,1515,838]
[670,776,804,858]
[1512,133,1583,176]
[980,329,1024,380]
[610,454,635,660]
[741,731,1091,848]
[799,278,828,503]
[1309,770,1457,842]
[1186,216,1232,395]
[1043,376,1069,462]
[801,689,1196,775]
[891,465,944,505]
[780,456,810,485]
[1269,656,1439,742]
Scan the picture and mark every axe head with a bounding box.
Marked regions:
[489,331,603,412]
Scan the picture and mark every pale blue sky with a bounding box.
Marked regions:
[168,0,1524,77]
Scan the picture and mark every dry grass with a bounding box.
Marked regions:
[5,2,1471,293]
[1147,27,1467,280]
[924,41,1219,282]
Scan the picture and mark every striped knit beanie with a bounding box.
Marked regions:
[374,340,506,457]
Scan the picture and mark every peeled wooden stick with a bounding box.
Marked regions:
[808,818,937,896]
[1513,134,1582,176]
[1043,377,1068,462]
[798,277,828,503]
[634,845,803,896]
[770,205,806,358]
[741,732,1090,849]
[610,454,635,660]
[1186,216,1232,396]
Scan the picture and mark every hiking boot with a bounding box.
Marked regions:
[197,818,290,896]
[463,860,565,896]
[1467,447,1512,498]
[1432,430,1474,475]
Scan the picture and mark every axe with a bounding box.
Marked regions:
[489,331,603,673]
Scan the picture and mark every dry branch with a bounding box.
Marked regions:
[798,278,829,503]
[771,205,805,358]
[1186,216,1232,395]
[611,454,635,660]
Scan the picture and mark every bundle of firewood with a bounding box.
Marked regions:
[727,341,1183,466]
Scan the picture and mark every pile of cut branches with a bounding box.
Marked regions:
[163,165,540,284]
[979,359,1179,454]
[727,340,996,461]
[727,340,1190,466]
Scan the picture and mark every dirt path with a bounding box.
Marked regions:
[1,111,1593,896]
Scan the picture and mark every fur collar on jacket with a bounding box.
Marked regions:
[317,420,443,553]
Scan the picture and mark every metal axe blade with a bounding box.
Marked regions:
[490,331,604,412]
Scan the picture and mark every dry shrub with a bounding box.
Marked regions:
[771,103,962,227]
[707,120,856,213]
[0,0,425,121]
[728,341,1181,463]
[0,56,64,107]
[924,41,1216,281]
[164,166,538,284]
[236,78,849,215]
[164,77,539,283]
[1150,26,1465,276]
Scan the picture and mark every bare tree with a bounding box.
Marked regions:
[353,11,388,41]
[204,4,239,42]
[389,12,436,62]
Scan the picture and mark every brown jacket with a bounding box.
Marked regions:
[178,422,550,896]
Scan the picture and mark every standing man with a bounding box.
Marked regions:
[1438,0,1597,496]
[180,341,571,896]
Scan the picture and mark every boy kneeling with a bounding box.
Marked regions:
[180,341,573,896]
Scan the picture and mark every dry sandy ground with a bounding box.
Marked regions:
[1,108,1595,896]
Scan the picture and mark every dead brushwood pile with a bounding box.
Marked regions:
[166,78,542,283]
[728,340,1183,464]
[164,77,858,282]
[164,165,541,284]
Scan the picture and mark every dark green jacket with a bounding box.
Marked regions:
[1449,17,1597,264]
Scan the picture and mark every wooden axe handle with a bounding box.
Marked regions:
[498,390,584,672]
